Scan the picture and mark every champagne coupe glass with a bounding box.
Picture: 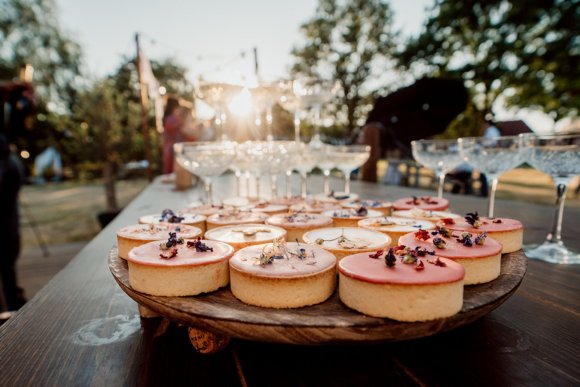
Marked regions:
[411,139,464,199]
[237,141,273,200]
[267,141,292,199]
[174,141,235,205]
[251,83,280,141]
[295,78,339,146]
[328,145,371,194]
[282,141,302,199]
[458,136,523,217]
[295,142,321,198]
[317,144,338,195]
[278,80,303,142]
[195,79,241,141]
[522,134,580,264]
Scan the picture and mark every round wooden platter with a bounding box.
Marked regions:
[109,249,527,345]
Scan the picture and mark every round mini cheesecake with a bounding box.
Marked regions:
[314,192,360,203]
[204,223,287,251]
[398,229,502,285]
[288,199,343,214]
[322,208,384,228]
[126,239,234,297]
[206,209,269,231]
[438,216,523,253]
[392,196,449,211]
[303,227,391,262]
[339,251,464,321]
[139,211,207,234]
[358,216,436,242]
[241,202,289,215]
[229,241,337,308]
[116,223,202,259]
[183,203,227,217]
[392,208,462,222]
[341,200,393,216]
[266,213,333,242]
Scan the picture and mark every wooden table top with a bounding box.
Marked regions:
[1,175,579,386]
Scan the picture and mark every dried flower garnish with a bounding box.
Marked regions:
[232,227,272,237]
[414,229,430,241]
[465,212,483,228]
[285,213,314,223]
[456,232,474,247]
[406,196,437,205]
[492,218,503,224]
[314,229,369,249]
[369,250,384,259]
[415,260,425,271]
[370,217,395,226]
[402,253,417,264]
[160,232,184,250]
[428,257,447,267]
[433,237,446,249]
[160,209,185,223]
[186,237,214,252]
[437,226,452,238]
[393,245,406,255]
[160,248,178,260]
[441,218,455,225]
[385,248,397,267]
[355,206,368,216]
[414,246,435,257]
[474,232,487,245]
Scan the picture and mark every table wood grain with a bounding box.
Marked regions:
[1,175,579,386]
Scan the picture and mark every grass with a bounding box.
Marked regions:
[20,178,148,249]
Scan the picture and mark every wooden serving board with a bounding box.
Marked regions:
[109,249,527,345]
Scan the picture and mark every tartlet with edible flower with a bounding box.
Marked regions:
[398,226,502,285]
[265,212,333,242]
[229,239,337,308]
[358,216,436,242]
[437,212,524,253]
[392,196,449,211]
[139,209,207,233]
[322,207,383,227]
[126,235,234,296]
[116,223,202,259]
[204,223,287,251]
[338,246,464,321]
[303,227,391,262]
[341,199,393,216]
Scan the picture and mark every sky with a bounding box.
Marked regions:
[55,0,557,132]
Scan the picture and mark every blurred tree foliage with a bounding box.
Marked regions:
[0,0,82,109]
[291,0,396,139]
[0,0,83,172]
[396,0,579,126]
[73,80,124,211]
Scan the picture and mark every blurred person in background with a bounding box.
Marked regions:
[0,80,34,312]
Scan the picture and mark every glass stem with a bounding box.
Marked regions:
[271,174,278,199]
[437,172,445,198]
[294,113,301,143]
[286,170,293,199]
[255,175,261,200]
[547,183,567,244]
[487,176,499,218]
[204,178,213,205]
[323,169,331,195]
[300,174,307,198]
[266,108,273,141]
[344,173,351,195]
[235,171,242,197]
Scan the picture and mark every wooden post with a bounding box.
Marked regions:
[135,33,153,182]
